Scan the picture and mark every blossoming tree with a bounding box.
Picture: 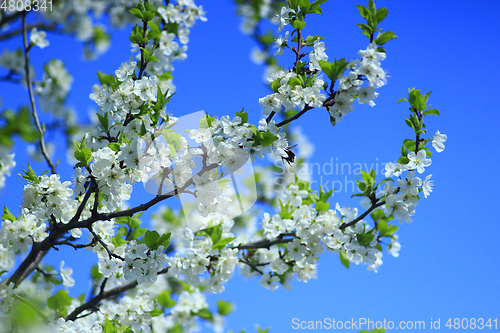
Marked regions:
[0,0,446,332]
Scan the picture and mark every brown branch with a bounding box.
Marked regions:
[276,105,312,127]
[235,232,295,250]
[66,267,170,321]
[339,201,385,230]
[65,279,138,321]
[7,161,218,288]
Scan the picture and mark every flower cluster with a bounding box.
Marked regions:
[259,70,327,116]
[123,241,168,285]
[21,174,76,223]
[34,59,74,115]
[0,211,47,254]
[145,1,206,93]
[247,183,384,291]
[329,43,387,124]
[165,226,239,293]
[380,132,446,223]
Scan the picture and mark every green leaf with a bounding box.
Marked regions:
[271,78,281,93]
[315,201,329,212]
[304,35,324,46]
[198,113,214,129]
[309,0,327,14]
[403,139,416,152]
[196,308,213,321]
[357,23,373,36]
[2,206,15,221]
[361,170,375,188]
[157,290,177,308]
[288,77,302,88]
[259,132,278,146]
[90,264,103,280]
[368,0,377,16]
[107,143,120,153]
[319,189,334,202]
[207,224,223,245]
[384,224,398,236]
[356,5,369,19]
[19,164,39,183]
[397,156,410,164]
[422,90,432,104]
[148,20,161,33]
[97,113,110,131]
[102,318,115,333]
[298,0,311,13]
[375,31,397,45]
[149,308,164,317]
[143,230,160,250]
[287,0,300,11]
[356,180,367,192]
[291,19,306,30]
[217,300,234,316]
[236,110,248,123]
[318,58,348,82]
[213,237,237,250]
[340,250,349,268]
[129,8,143,20]
[75,147,93,166]
[130,228,147,239]
[47,290,72,316]
[405,118,415,130]
[143,11,155,22]
[424,109,440,116]
[97,71,115,86]
[408,89,426,111]
[376,7,389,23]
[357,233,374,245]
[158,232,171,249]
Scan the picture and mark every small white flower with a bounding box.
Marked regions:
[30,28,49,49]
[432,130,447,153]
[422,174,434,198]
[60,261,75,288]
[274,31,289,56]
[388,235,401,257]
[259,273,279,291]
[407,150,432,174]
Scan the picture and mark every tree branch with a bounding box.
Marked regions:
[339,201,385,230]
[235,232,295,250]
[276,105,312,127]
[65,267,170,321]
[1,22,57,41]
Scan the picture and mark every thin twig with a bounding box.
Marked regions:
[0,22,57,41]
[88,227,125,261]
[22,12,57,174]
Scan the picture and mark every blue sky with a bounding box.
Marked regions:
[1,0,500,332]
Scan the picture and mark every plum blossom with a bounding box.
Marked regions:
[407,150,432,174]
[432,130,447,152]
